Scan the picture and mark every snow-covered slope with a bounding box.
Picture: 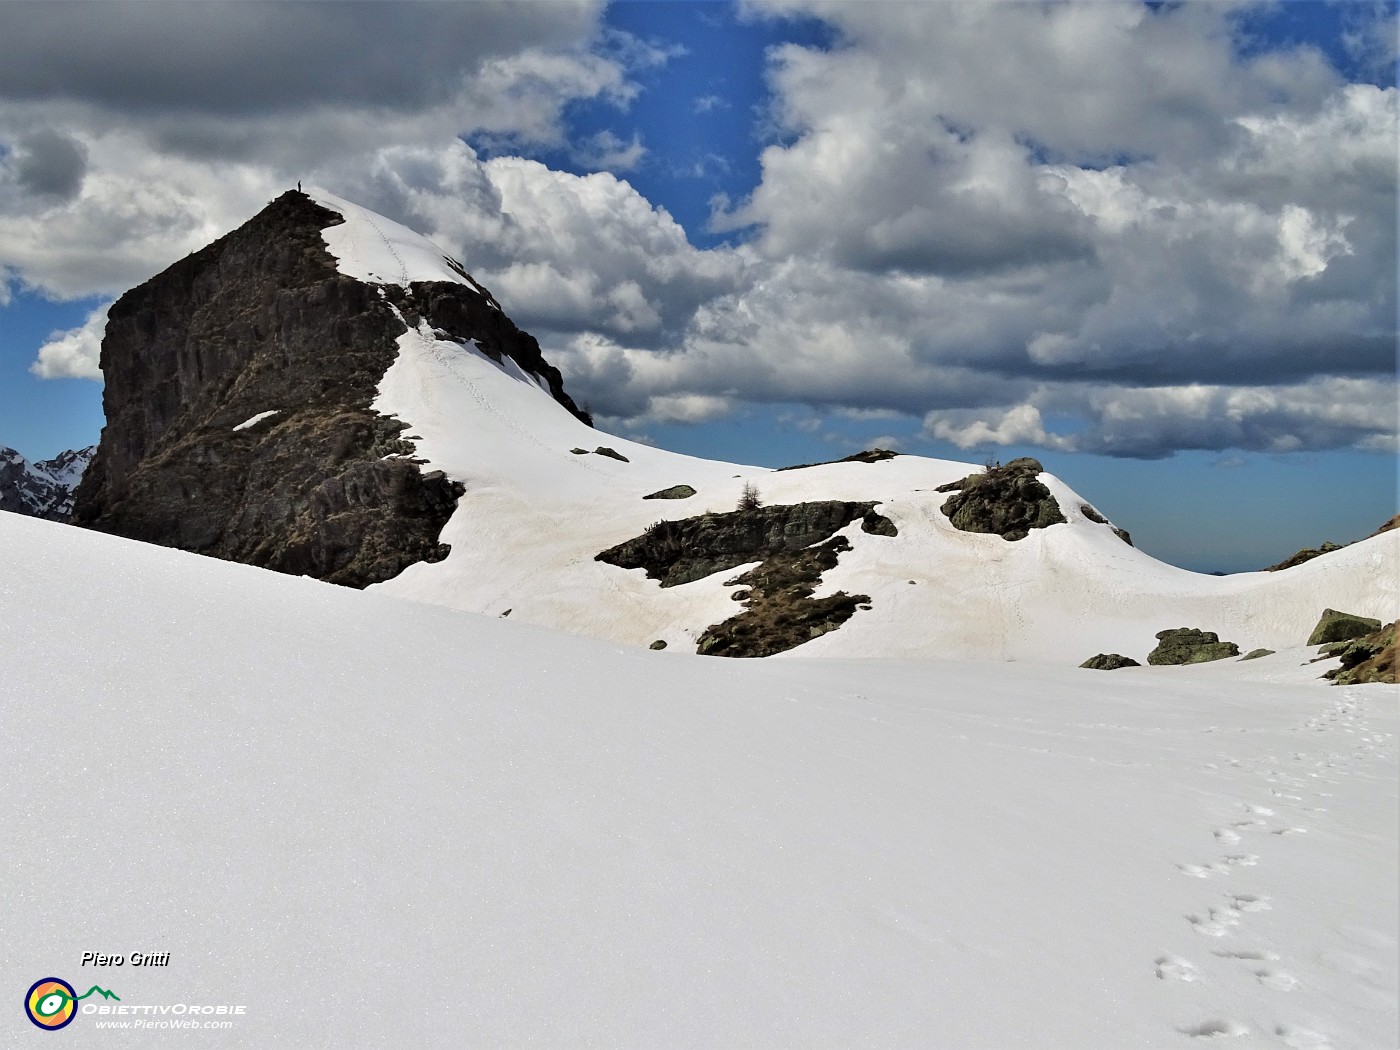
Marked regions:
[2,509,1395,1049]
[284,193,1400,662]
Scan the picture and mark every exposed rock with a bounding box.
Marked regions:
[643,484,696,500]
[649,640,667,650]
[1324,621,1396,685]
[860,510,898,536]
[1079,503,1133,545]
[1080,653,1140,670]
[1307,608,1383,646]
[1265,515,1400,571]
[570,448,588,455]
[937,457,1066,541]
[1,445,95,521]
[72,190,586,588]
[597,500,892,658]
[1265,541,1344,572]
[1147,628,1241,665]
[1241,648,1275,661]
[596,499,886,588]
[695,537,869,658]
[592,446,629,462]
[775,448,900,471]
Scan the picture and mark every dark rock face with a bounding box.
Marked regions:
[1080,653,1140,670]
[936,457,1066,541]
[1306,608,1383,646]
[860,510,898,536]
[1079,504,1132,546]
[775,448,899,471]
[1266,541,1345,572]
[643,484,696,501]
[597,499,892,657]
[696,537,870,658]
[1,445,94,520]
[72,190,584,587]
[597,500,883,588]
[1324,620,1396,685]
[1147,628,1241,665]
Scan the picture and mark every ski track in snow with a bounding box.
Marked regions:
[1160,687,1397,1047]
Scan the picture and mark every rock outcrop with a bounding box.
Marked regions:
[1,445,95,521]
[1306,608,1383,646]
[597,500,892,657]
[1080,653,1140,670]
[72,190,586,588]
[776,448,899,471]
[1147,628,1241,665]
[597,500,884,588]
[1323,621,1396,685]
[936,458,1066,541]
[1241,648,1275,661]
[643,485,695,500]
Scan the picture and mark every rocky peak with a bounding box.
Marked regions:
[1,444,95,521]
[71,189,588,587]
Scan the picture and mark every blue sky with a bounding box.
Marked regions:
[0,0,1395,572]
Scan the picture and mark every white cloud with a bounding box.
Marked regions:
[30,301,110,379]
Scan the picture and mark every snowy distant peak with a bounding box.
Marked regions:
[37,444,96,489]
[307,189,499,308]
[0,444,94,521]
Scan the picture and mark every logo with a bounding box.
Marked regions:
[24,978,119,1031]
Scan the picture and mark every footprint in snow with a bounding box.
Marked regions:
[1213,827,1242,844]
[1213,948,1278,961]
[1271,826,1308,836]
[1178,1019,1249,1039]
[1254,967,1298,991]
[1187,907,1242,937]
[1243,803,1275,816]
[1177,862,1230,878]
[1274,1025,1332,1049]
[1154,955,1201,982]
[1225,893,1271,912]
[1222,854,1259,867]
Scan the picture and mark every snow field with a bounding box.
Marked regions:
[2,511,1395,1049]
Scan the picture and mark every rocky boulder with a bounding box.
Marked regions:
[1080,653,1140,670]
[1147,628,1241,665]
[1306,608,1383,646]
[936,457,1066,541]
[1323,621,1396,685]
[643,485,696,500]
[1241,649,1275,661]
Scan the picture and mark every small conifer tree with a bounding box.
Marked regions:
[737,481,762,512]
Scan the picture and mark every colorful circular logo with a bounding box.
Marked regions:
[25,978,77,1030]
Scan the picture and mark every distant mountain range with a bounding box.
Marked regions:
[11,189,1393,663]
[0,445,94,520]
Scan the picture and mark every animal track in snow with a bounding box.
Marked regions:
[1271,826,1308,836]
[1213,828,1242,844]
[1178,1018,1249,1038]
[1242,804,1274,816]
[1154,955,1201,981]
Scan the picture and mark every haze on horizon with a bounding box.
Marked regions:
[0,0,1394,573]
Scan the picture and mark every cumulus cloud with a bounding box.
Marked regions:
[30,301,110,379]
[2,0,1393,461]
